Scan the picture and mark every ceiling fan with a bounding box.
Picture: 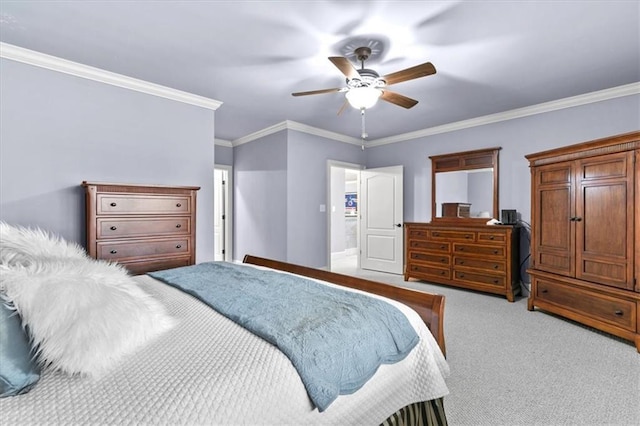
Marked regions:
[292,46,436,113]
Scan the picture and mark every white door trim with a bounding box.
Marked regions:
[214,164,233,262]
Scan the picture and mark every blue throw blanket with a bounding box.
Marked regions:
[149,262,419,412]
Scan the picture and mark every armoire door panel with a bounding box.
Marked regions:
[575,151,634,290]
[534,162,573,276]
[538,187,571,249]
[538,167,571,185]
[579,154,629,180]
[538,251,571,271]
[580,259,627,285]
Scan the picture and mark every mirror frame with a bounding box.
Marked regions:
[430,147,501,224]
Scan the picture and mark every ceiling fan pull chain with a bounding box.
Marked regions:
[360,107,367,150]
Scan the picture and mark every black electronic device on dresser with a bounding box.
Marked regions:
[501,209,518,225]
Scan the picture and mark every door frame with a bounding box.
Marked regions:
[326,160,362,271]
[214,164,233,262]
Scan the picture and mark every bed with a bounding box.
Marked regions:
[0,223,450,425]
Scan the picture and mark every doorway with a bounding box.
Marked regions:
[214,165,233,262]
[327,161,361,273]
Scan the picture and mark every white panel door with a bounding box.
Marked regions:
[360,166,403,274]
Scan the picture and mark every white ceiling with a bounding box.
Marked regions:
[1,1,638,143]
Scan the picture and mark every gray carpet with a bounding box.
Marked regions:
[331,261,640,426]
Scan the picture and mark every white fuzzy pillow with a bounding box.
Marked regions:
[0,221,87,266]
[0,258,176,378]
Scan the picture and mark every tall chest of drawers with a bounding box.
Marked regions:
[83,182,200,274]
[404,222,520,301]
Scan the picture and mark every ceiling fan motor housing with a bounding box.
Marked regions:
[348,68,385,88]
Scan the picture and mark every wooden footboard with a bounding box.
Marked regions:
[242,255,446,357]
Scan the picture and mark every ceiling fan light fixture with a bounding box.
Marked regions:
[346,86,382,110]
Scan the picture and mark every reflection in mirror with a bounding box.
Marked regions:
[430,147,500,222]
[435,168,494,218]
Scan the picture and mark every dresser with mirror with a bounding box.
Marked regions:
[404,147,521,301]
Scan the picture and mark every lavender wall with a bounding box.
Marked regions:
[0,59,217,262]
[214,144,233,166]
[286,131,364,268]
[366,95,640,224]
[233,132,288,262]
[232,129,364,266]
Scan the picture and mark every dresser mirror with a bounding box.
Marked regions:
[430,147,500,223]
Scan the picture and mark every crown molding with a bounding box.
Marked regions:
[367,82,640,146]
[3,41,635,145]
[231,82,638,148]
[232,120,362,147]
[214,138,233,147]
[285,120,362,145]
[0,42,223,111]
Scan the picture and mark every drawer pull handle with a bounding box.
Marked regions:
[493,279,499,284]
[176,203,182,208]
[465,235,471,239]
[110,202,117,207]
[541,289,548,293]
[494,265,499,269]
[433,232,439,237]
[176,245,182,249]
[110,250,117,254]
[493,250,498,254]
[459,247,464,251]
[489,236,495,240]
[459,274,465,278]
[459,261,464,265]
[440,271,446,275]
[176,224,182,228]
[440,245,446,249]
[110,226,117,231]
[614,310,623,317]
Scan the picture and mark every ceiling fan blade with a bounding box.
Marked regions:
[380,90,419,109]
[382,62,436,86]
[328,56,360,80]
[291,87,342,97]
[337,100,349,116]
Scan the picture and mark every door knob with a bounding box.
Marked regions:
[395,223,402,227]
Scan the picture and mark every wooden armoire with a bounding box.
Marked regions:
[526,131,639,352]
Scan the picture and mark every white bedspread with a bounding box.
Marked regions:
[1,272,449,425]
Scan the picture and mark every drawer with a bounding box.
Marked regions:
[536,280,636,332]
[453,243,505,258]
[407,263,451,280]
[478,232,506,243]
[97,238,190,261]
[454,256,505,273]
[408,240,450,252]
[454,270,505,288]
[97,194,191,215]
[119,256,192,275]
[407,229,431,240]
[430,230,476,242]
[97,217,190,239]
[409,251,450,266]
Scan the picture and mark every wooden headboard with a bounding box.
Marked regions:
[242,255,446,357]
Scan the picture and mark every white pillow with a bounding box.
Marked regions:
[0,258,176,378]
[0,222,87,266]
